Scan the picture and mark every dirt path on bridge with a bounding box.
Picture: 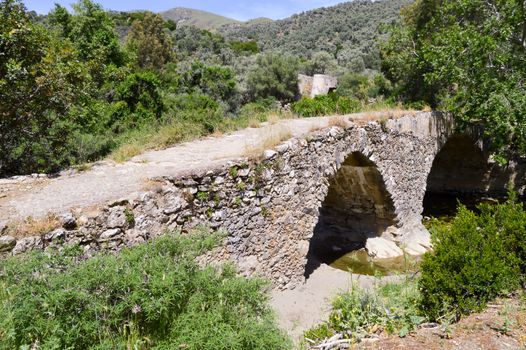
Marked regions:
[0,111,415,223]
[0,116,328,222]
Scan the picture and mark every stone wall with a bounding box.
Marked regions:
[1,112,524,289]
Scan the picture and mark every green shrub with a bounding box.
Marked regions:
[0,229,290,350]
[230,40,259,54]
[305,277,423,343]
[246,52,300,103]
[110,71,164,132]
[164,93,225,133]
[292,93,361,117]
[419,197,524,321]
[486,191,526,274]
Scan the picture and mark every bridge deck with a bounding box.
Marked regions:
[0,111,420,223]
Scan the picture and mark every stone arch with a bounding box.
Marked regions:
[304,151,397,277]
[423,134,489,216]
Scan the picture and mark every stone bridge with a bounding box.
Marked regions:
[1,112,525,288]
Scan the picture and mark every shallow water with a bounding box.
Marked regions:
[330,249,420,276]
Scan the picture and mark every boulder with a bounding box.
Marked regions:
[0,235,16,253]
[365,237,404,259]
[99,228,122,241]
[12,236,40,255]
[399,222,432,256]
[59,212,77,230]
[106,207,127,229]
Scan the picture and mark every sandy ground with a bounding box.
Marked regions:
[274,265,526,350]
[271,264,400,344]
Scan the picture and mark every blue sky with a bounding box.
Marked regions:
[23,0,347,21]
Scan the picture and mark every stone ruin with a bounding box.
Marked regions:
[298,74,338,98]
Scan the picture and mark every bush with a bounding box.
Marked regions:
[305,277,423,343]
[291,93,361,117]
[335,73,393,102]
[110,71,164,132]
[164,93,225,133]
[177,61,237,107]
[0,229,290,350]
[419,195,525,321]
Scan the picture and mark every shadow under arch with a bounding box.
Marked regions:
[423,134,490,217]
[304,151,397,279]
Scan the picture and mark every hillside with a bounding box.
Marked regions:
[220,0,412,68]
[160,7,241,30]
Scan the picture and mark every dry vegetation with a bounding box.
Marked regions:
[5,214,61,239]
[243,124,292,159]
[328,115,351,128]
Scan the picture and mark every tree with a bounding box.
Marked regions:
[48,0,126,84]
[381,0,526,155]
[126,12,174,71]
[0,0,88,175]
[301,51,337,76]
[246,52,299,102]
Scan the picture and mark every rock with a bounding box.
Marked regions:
[106,207,127,228]
[12,236,40,255]
[45,228,67,242]
[59,212,77,230]
[77,215,90,226]
[263,150,277,160]
[214,176,225,185]
[238,255,259,274]
[99,228,121,241]
[0,235,16,253]
[109,198,129,207]
[403,241,430,256]
[0,221,7,234]
[365,237,404,259]
[399,222,432,256]
[238,168,250,177]
[163,195,187,215]
[124,229,144,245]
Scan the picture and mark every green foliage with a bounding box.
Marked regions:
[292,93,361,117]
[230,40,259,54]
[301,51,338,76]
[419,193,526,321]
[0,229,290,349]
[111,72,164,131]
[305,278,423,343]
[178,61,237,105]
[164,93,224,133]
[126,12,174,71]
[49,0,126,84]
[381,0,526,154]
[221,0,410,66]
[173,26,227,60]
[0,0,89,175]
[247,52,299,102]
[337,72,392,101]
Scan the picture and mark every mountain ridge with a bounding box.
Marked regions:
[160,7,274,30]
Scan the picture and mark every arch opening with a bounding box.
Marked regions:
[423,134,490,217]
[304,152,397,278]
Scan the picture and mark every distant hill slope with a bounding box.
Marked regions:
[161,7,242,30]
[220,0,412,64]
